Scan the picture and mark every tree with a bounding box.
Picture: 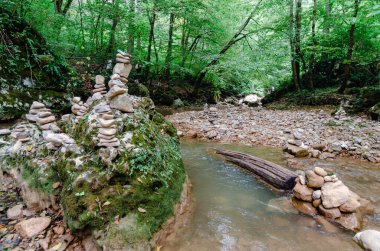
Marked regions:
[145,0,157,78]
[338,0,361,94]
[289,0,299,90]
[294,0,302,87]
[53,0,73,16]
[165,12,175,79]
[128,0,136,54]
[308,0,317,89]
[107,0,121,54]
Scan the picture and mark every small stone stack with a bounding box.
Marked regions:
[71,97,88,121]
[27,102,60,132]
[113,50,132,80]
[93,75,107,96]
[95,105,120,147]
[10,124,31,143]
[292,166,374,231]
[205,106,218,124]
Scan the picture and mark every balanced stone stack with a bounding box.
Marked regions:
[292,166,374,231]
[95,104,120,147]
[10,124,31,143]
[205,106,218,124]
[27,102,60,132]
[105,51,134,113]
[71,97,88,121]
[93,75,107,96]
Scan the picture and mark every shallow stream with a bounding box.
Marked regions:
[164,141,380,251]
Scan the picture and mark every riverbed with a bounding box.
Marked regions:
[164,141,380,251]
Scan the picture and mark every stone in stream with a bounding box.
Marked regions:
[291,198,318,216]
[314,167,327,177]
[15,217,51,238]
[293,182,313,202]
[306,170,324,188]
[354,230,380,251]
[336,213,363,232]
[321,180,350,208]
[318,205,341,219]
[339,196,360,213]
[285,144,309,158]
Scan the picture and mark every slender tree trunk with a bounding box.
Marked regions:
[193,0,263,93]
[323,0,331,34]
[145,5,157,78]
[165,12,175,79]
[294,0,302,87]
[107,0,120,54]
[127,0,135,54]
[136,0,142,56]
[339,0,360,94]
[54,0,73,15]
[289,0,299,90]
[78,0,85,52]
[308,0,317,89]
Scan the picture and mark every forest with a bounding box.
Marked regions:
[1,0,379,109]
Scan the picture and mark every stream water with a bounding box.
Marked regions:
[164,141,380,251]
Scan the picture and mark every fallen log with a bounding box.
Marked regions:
[216,149,297,190]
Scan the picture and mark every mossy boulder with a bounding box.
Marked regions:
[369,103,380,120]
[0,95,186,249]
[0,7,75,121]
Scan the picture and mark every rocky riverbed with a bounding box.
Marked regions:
[167,105,380,164]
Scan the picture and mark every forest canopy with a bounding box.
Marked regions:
[1,0,380,100]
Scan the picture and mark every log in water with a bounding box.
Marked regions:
[216,149,297,190]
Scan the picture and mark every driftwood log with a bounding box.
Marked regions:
[216,149,297,190]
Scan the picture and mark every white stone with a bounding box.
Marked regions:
[321,180,350,208]
[7,204,23,220]
[354,230,380,251]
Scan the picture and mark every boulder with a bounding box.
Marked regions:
[321,180,350,208]
[369,102,380,121]
[15,217,51,238]
[353,230,380,251]
[107,86,127,100]
[336,213,363,232]
[291,198,318,216]
[7,204,23,220]
[109,94,134,113]
[242,94,261,107]
[293,182,313,202]
[173,98,184,108]
[318,205,341,219]
[286,144,309,158]
[306,170,324,188]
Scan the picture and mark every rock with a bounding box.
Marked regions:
[369,102,380,120]
[99,118,115,128]
[292,198,318,216]
[31,101,45,109]
[318,205,341,219]
[173,98,184,108]
[353,230,380,251]
[95,75,105,85]
[113,63,132,78]
[186,130,198,138]
[339,196,361,213]
[243,94,261,107]
[107,85,127,100]
[319,152,336,160]
[293,182,313,202]
[7,204,23,220]
[82,236,98,251]
[0,129,11,135]
[331,142,342,152]
[53,226,65,235]
[314,216,339,233]
[306,170,324,188]
[15,217,51,238]
[206,130,218,139]
[314,167,327,177]
[321,180,350,208]
[286,144,309,157]
[336,213,363,232]
[312,199,321,208]
[36,116,56,125]
[324,176,333,182]
[312,190,321,200]
[99,128,117,136]
[358,198,374,215]
[109,94,134,113]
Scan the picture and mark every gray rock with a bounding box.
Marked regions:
[15,217,51,238]
[321,180,350,208]
[293,182,313,202]
[109,94,134,113]
[7,204,23,220]
[0,129,11,135]
[312,190,321,200]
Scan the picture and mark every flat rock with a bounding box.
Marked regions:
[293,182,313,202]
[286,144,309,157]
[292,198,318,216]
[318,205,341,219]
[321,180,350,208]
[7,204,23,220]
[15,217,51,238]
[95,75,105,85]
[99,128,117,136]
[37,116,56,126]
[0,129,11,135]
[112,63,132,78]
[314,166,327,177]
[107,85,127,100]
[339,196,361,213]
[31,101,45,109]
[336,213,363,232]
[94,105,111,114]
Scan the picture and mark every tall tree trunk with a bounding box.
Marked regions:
[78,0,85,52]
[294,0,302,87]
[339,0,360,94]
[323,0,331,34]
[289,0,299,90]
[107,0,120,54]
[193,0,263,94]
[165,12,175,79]
[54,0,73,15]
[308,0,317,89]
[127,0,135,54]
[145,5,157,78]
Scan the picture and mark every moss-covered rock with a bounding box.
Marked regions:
[0,95,186,249]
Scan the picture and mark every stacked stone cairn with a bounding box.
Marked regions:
[203,105,218,124]
[105,50,134,113]
[95,104,120,147]
[93,75,107,96]
[292,166,374,231]
[71,97,88,122]
[10,124,31,144]
[26,102,60,133]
